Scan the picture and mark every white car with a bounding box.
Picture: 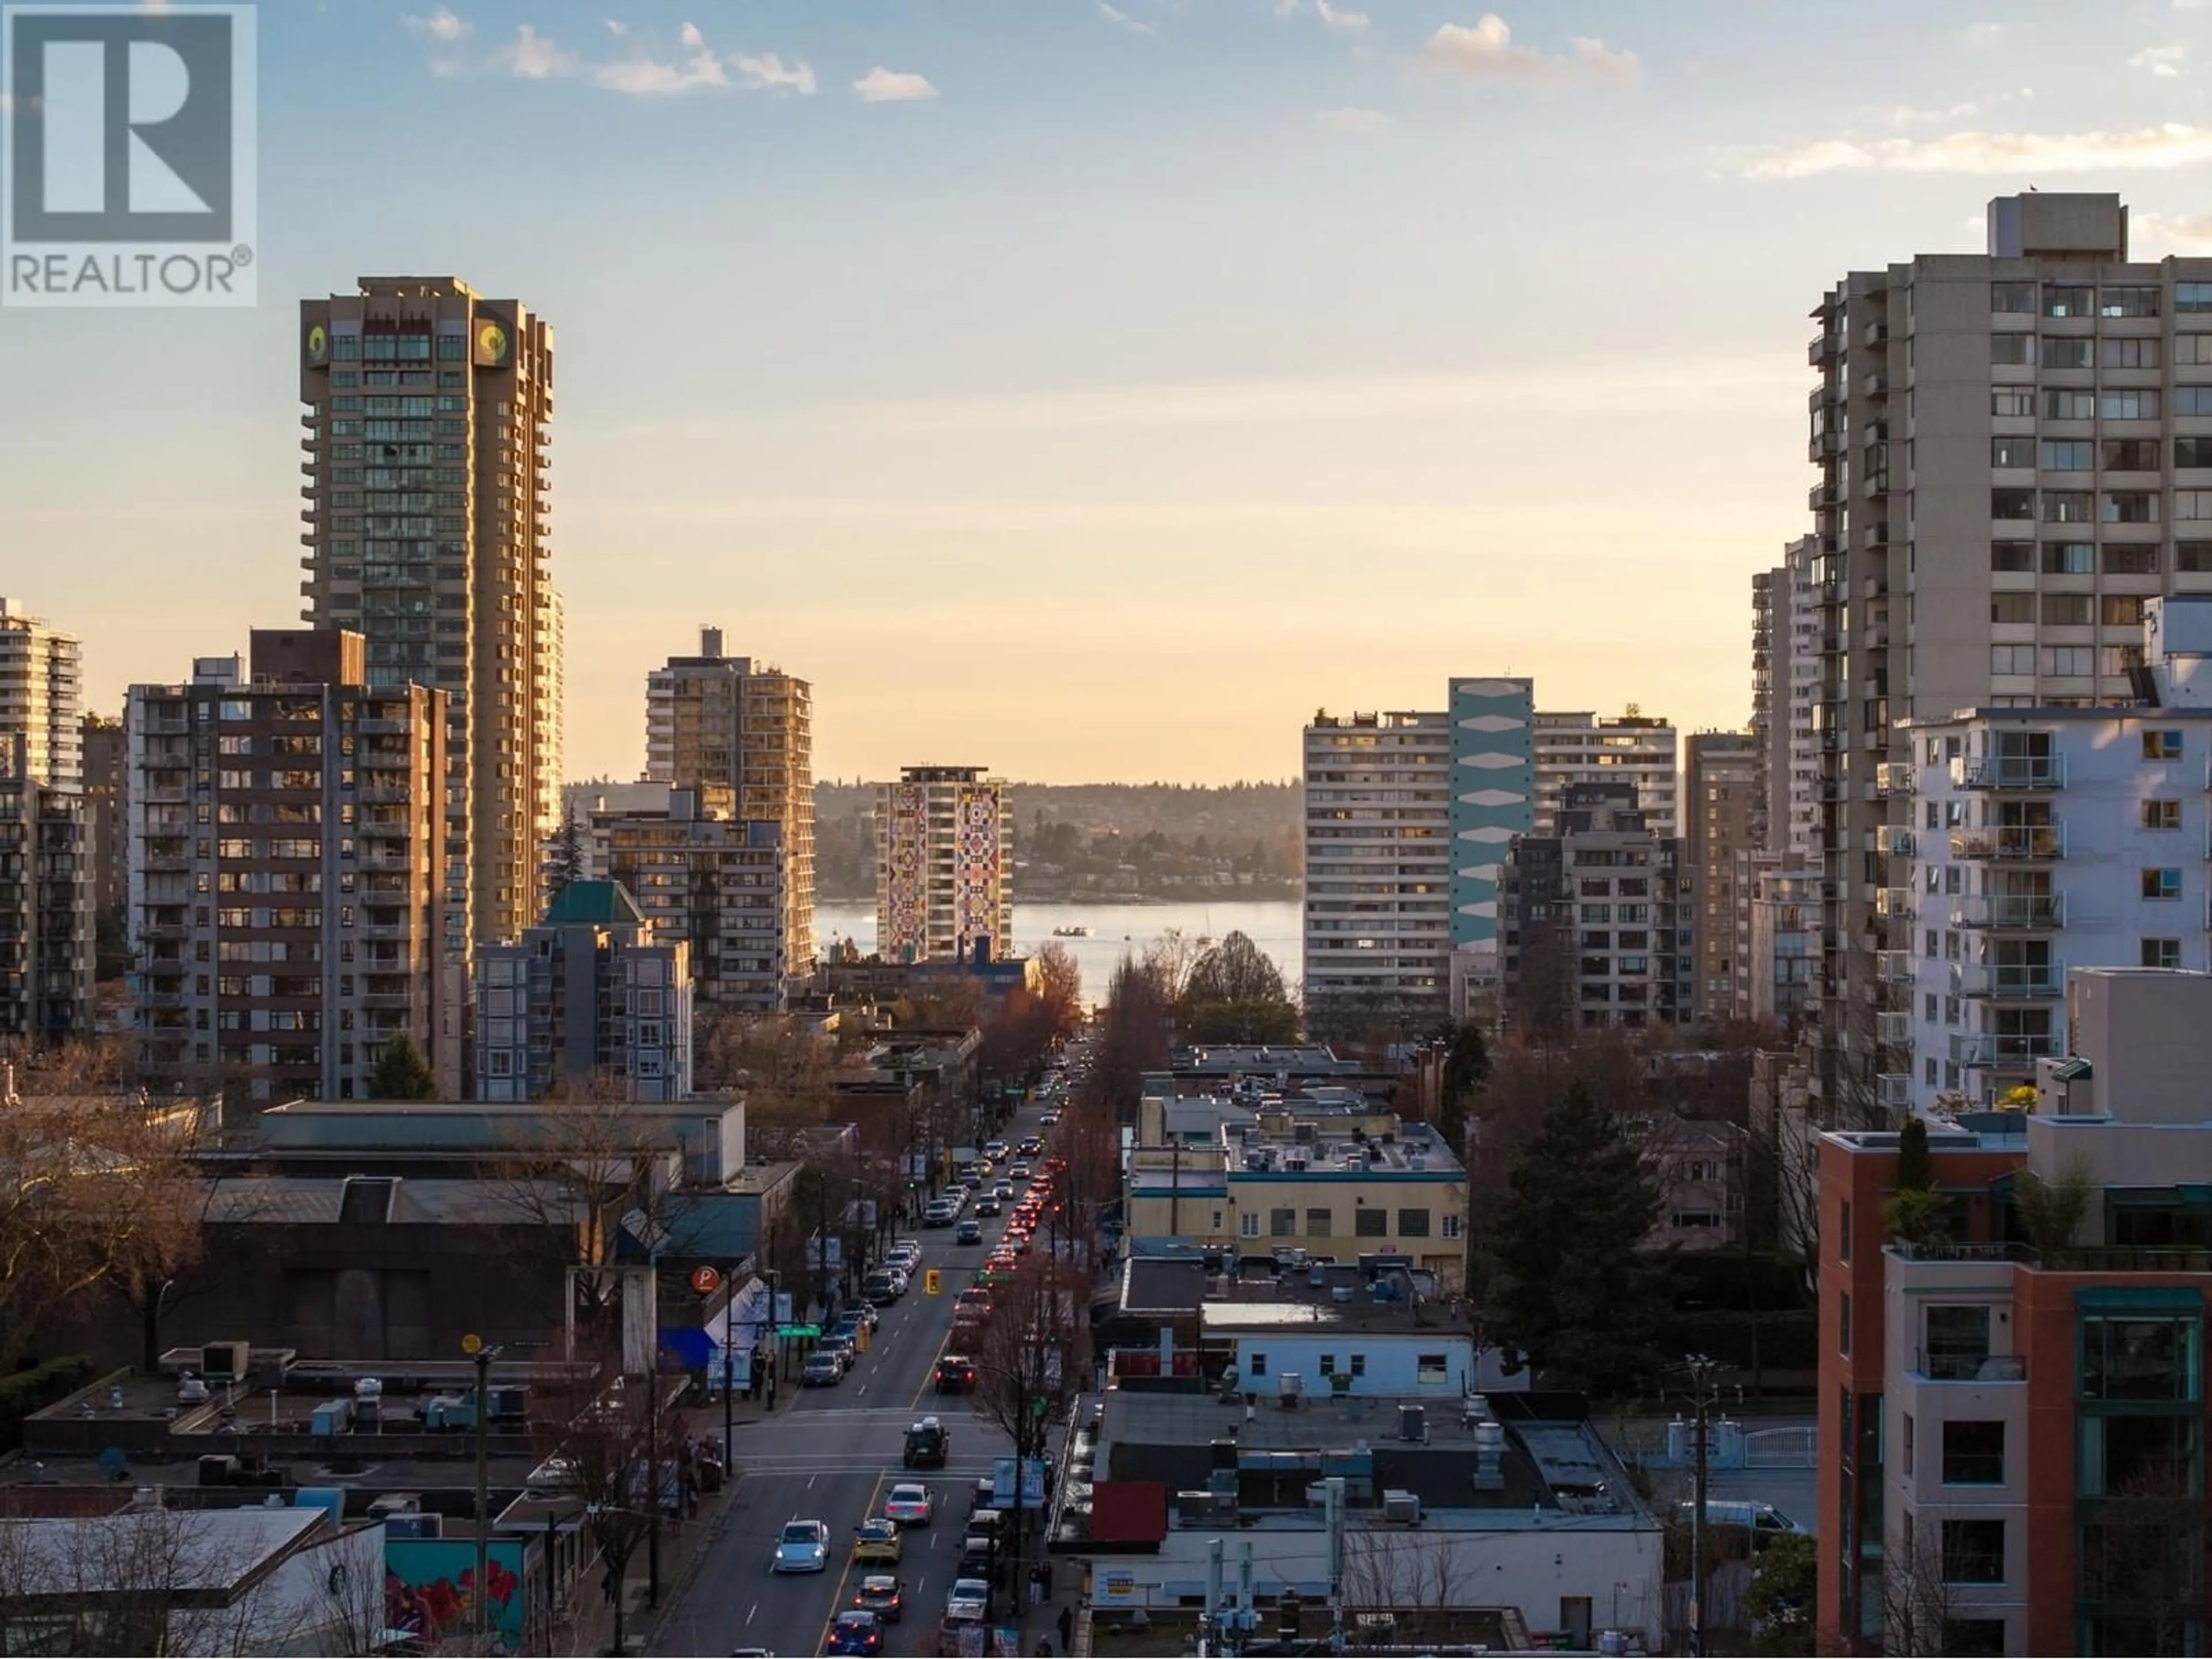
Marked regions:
[946,1578,990,1622]
[884,1482,934,1526]
[1038,1111,1060,1126]
[772,1518,830,1573]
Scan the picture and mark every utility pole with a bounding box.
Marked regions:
[722,1264,737,1478]
[462,1335,500,1647]
[1684,1353,1722,1658]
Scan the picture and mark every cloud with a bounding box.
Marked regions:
[1315,0,1368,31]
[732,51,816,94]
[1098,3,1154,33]
[1740,122,2212,178]
[499,24,579,78]
[605,18,626,35]
[1274,0,1298,12]
[2130,43,2187,77]
[2137,210,2212,252]
[597,46,725,94]
[679,20,703,49]
[402,5,469,41]
[1422,14,1641,85]
[1961,21,2005,47]
[1883,101,1980,127]
[1319,106,1391,132]
[855,67,937,102]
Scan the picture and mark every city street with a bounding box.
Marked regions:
[651,1103,1053,1659]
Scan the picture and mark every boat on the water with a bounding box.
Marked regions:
[1052,925,1092,938]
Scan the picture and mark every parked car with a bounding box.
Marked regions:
[1677,1499,1809,1548]
[772,1519,830,1574]
[945,1578,989,1623]
[801,1353,842,1388]
[816,1332,858,1372]
[864,1272,906,1306]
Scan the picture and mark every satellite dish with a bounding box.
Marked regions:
[97,1448,128,1482]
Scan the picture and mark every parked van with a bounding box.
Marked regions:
[1676,1499,1807,1547]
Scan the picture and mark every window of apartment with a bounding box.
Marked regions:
[1397,1208,1431,1237]
[2043,491,2094,524]
[2141,799,2181,831]
[1349,1354,1366,1378]
[2179,491,2212,524]
[2143,869,2183,901]
[2042,335,2093,369]
[2041,594,2092,627]
[1441,1213,1462,1240]
[2142,938,2183,969]
[2102,285,2162,319]
[1838,1199,1852,1264]
[1306,1207,1331,1236]
[1992,387,2035,418]
[2043,387,2096,419]
[1942,1519,2006,1585]
[2176,334,2212,368]
[1839,1290,1851,1358]
[1991,541,2033,573]
[1239,1212,1261,1238]
[1992,436,2035,469]
[2045,285,2094,318]
[2104,543,2160,575]
[1991,488,2036,521]
[2181,283,2212,314]
[2180,437,2212,471]
[1990,333,2035,366]
[2043,645,2097,676]
[1942,1420,2006,1486]
[1926,1305,1991,1378]
[1991,643,2035,676]
[1990,282,2035,314]
[1416,1354,1448,1385]
[1247,1351,1266,1377]
[2101,336,2162,370]
[1355,1207,1387,1237]
[2178,387,2212,416]
[2103,438,2161,472]
[2038,438,2093,471]
[2081,1312,2203,1402]
[1271,1208,1297,1237]
[2180,543,2212,574]
[2108,387,2164,421]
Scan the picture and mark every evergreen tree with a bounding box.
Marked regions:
[1491,1081,1662,1393]
[368,1032,440,1101]
[1436,1021,1489,1160]
[549,816,585,903]
[1894,1115,1932,1191]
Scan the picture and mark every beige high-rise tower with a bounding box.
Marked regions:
[0,599,82,790]
[298,277,556,965]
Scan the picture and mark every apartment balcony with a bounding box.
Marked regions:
[1950,824,2065,861]
[1876,1009,1915,1047]
[1951,893,2063,930]
[1876,825,1916,857]
[1809,331,1839,365]
[1950,755,2065,791]
[1909,1346,2028,1385]
[1865,370,1889,399]
[1877,1073,1912,1110]
[1949,960,2063,999]
[1808,481,1838,510]
[1875,887,1915,920]
[1875,762,1915,797]
[1949,1031,2062,1069]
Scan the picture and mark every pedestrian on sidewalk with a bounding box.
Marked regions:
[1057,1603,1074,1653]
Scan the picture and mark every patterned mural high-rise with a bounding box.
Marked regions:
[1446,677,1536,949]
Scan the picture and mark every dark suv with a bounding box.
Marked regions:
[934,1354,977,1395]
[903,1418,950,1469]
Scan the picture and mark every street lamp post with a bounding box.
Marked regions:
[461,1336,502,1648]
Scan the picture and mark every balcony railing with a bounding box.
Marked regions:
[1952,894,2064,930]
[1950,824,2065,861]
[1877,1072,1912,1109]
[1894,1239,2212,1275]
[1950,1031,2063,1069]
[1876,887,1916,920]
[1877,826,1916,857]
[1949,961,2063,999]
[1876,1010,1915,1047]
[1876,762,1916,797]
[1914,1347,2027,1384]
[1876,949,1916,985]
[1950,755,2065,791]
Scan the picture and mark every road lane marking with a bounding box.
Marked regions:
[747,1603,756,1625]
[815,1469,891,1658]
[808,1474,817,1488]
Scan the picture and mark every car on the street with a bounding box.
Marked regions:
[1038,1110,1060,1127]
[834,1304,878,1333]
[771,1518,830,1574]
[884,1482,935,1526]
[956,1286,992,1313]
[852,1574,906,1623]
[956,1532,997,1577]
[863,1272,905,1306]
[801,1353,842,1388]
[945,1578,990,1623]
[977,1259,1015,1287]
[993,1180,1014,1201]
[1009,1162,1033,1181]
[825,1609,886,1656]
[934,1354,977,1394]
[972,1195,1001,1218]
[955,1218,983,1245]
[853,1518,903,1565]
[903,1416,950,1469]
[921,1199,957,1228]
[983,1140,1009,1161]
[1018,1138,1043,1157]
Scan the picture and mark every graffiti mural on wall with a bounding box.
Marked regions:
[385,1539,527,1646]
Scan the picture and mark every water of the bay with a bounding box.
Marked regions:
[813,896,1303,1002]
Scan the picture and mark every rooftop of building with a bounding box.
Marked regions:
[1196,1266,1472,1336]
[0,1504,329,1594]
[195,1173,587,1228]
[537,878,645,928]
[1097,1389,1650,1529]
[1170,1045,1357,1075]
[1306,710,1442,730]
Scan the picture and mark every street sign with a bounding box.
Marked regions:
[460,1333,482,1355]
[689,1264,722,1296]
[774,1324,820,1340]
[925,1268,942,1296]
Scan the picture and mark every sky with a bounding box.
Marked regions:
[5,1,2212,784]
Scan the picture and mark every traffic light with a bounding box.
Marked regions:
[925,1268,942,1296]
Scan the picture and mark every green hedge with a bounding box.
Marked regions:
[1654,1309,1818,1373]
[0,1355,98,1452]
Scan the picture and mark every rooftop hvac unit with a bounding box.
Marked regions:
[1278,1374,1303,1408]
[1382,1490,1422,1525]
[1330,1286,1354,1304]
[199,1342,251,1382]
[385,1513,442,1540]
[1397,1405,1427,1443]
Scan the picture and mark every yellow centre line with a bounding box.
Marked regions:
[815,1467,891,1658]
